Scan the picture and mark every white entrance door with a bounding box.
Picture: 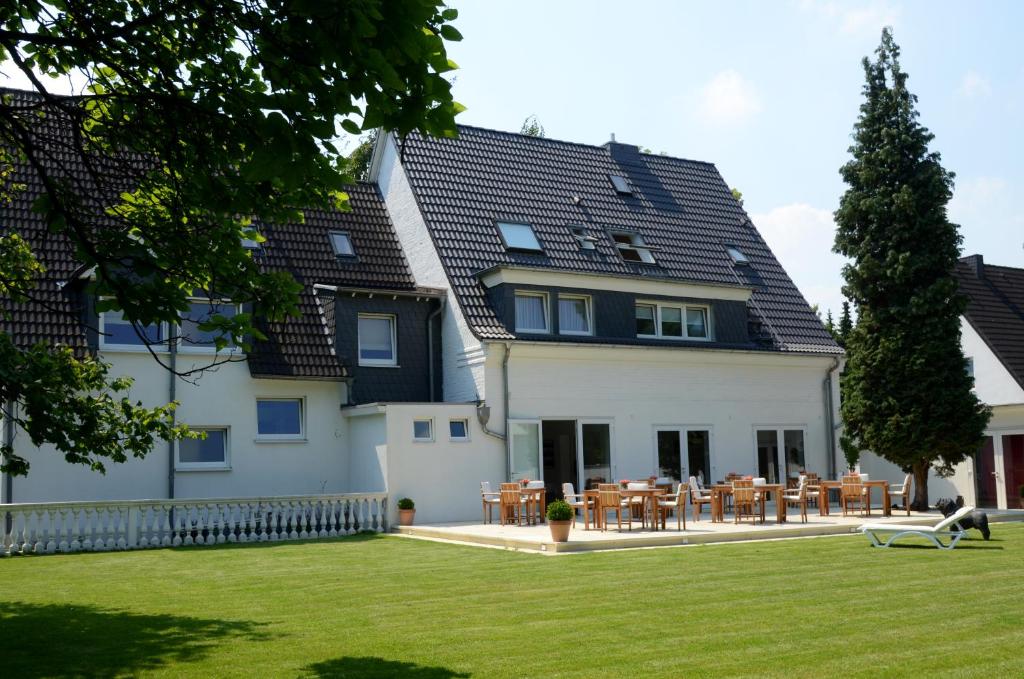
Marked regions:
[508,419,541,482]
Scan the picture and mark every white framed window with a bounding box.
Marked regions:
[449,418,469,441]
[514,291,549,333]
[413,418,434,442]
[329,231,355,257]
[98,307,167,351]
[176,427,229,471]
[178,298,240,353]
[611,231,655,263]
[636,302,711,340]
[558,295,592,335]
[358,314,397,366]
[256,398,305,440]
[497,222,543,252]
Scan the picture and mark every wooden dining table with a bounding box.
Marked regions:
[583,487,667,531]
[710,483,787,523]
[521,487,547,524]
[817,479,890,517]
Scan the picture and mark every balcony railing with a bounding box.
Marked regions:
[1,493,388,556]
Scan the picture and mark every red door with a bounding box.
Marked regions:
[1002,435,1024,510]
[975,437,999,508]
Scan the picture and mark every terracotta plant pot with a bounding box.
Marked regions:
[548,519,571,543]
[398,509,415,526]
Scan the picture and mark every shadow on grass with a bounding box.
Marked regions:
[304,657,470,678]
[0,601,268,678]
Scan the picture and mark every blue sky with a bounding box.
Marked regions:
[443,0,1024,318]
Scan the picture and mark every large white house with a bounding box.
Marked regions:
[2,90,847,523]
[860,255,1024,509]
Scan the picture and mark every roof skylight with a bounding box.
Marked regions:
[329,231,355,257]
[571,226,598,251]
[497,222,543,252]
[609,174,632,195]
[725,245,750,266]
[611,231,656,264]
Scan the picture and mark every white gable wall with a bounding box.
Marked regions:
[962,317,1024,406]
[375,134,488,406]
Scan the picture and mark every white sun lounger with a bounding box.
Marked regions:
[858,505,975,550]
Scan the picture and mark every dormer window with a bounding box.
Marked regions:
[329,231,355,257]
[611,231,655,263]
[609,174,632,195]
[497,222,543,252]
[725,245,750,266]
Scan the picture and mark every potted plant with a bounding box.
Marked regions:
[397,497,415,526]
[546,499,573,543]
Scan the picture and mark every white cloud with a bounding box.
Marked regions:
[750,203,850,317]
[798,0,901,37]
[957,70,992,98]
[696,70,762,126]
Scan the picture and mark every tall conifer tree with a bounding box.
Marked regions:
[834,29,990,510]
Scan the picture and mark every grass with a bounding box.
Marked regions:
[1,524,1022,678]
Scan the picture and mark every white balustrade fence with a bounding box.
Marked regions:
[1,493,388,556]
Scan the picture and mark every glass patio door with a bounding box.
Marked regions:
[656,429,682,484]
[756,430,779,483]
[756,428,806,485]
[687,430,711,486]
[508,420,541,482]
[578,422,612,489]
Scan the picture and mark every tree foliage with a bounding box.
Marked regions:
[0,0,464,476]
[836,301,853,347]
[833,28,990,509]
[519,114,544,137]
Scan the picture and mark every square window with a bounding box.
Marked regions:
[179,299,238,351]
[449,419,469,441]
[413,418,434,442]
[558,296,592,335]
[497,222,542,252]
[100,308,164,349]
[686,307,708,338]
[329,231,355,257]
[358,314,396,366]
[177,428,228,469]
[514,292,549,333]
[635,304,656,336]
[660,306,683,337]
[609,174,632,195]
[256,399,304,439]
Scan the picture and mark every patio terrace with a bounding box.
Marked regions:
[397,506,1024,553]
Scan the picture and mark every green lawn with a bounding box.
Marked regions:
[1,524,1021,678]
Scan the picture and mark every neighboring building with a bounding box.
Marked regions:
[860,255,1024,509]
[2,89,847,522]
[370,126,844,507]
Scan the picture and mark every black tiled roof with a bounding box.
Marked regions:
[396,126,841,354]
[247,184,420,379]
[0,88,419,380]
[956,255,1024,391]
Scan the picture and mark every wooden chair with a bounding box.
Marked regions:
[597,483,632,532]
[656,483,689,531]
[562,482,594,529]
[499,483,528,526]
[689,476,713,522]
[733,479,763,524]
[480,481,501,524]
[782,476,808,523]
[840,475,869,517]
[888,473,913,516]
[625,481,650,527]
[804,472,821,508]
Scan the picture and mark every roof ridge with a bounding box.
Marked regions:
[445,123,718,168]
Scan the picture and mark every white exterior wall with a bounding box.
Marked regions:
[504,343,837,483]
[344,402,505,524]
[375,135,489,406]
[9,350,350,503]
[962,318,1024,406]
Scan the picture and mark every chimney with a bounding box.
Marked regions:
[965,254,985,278]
